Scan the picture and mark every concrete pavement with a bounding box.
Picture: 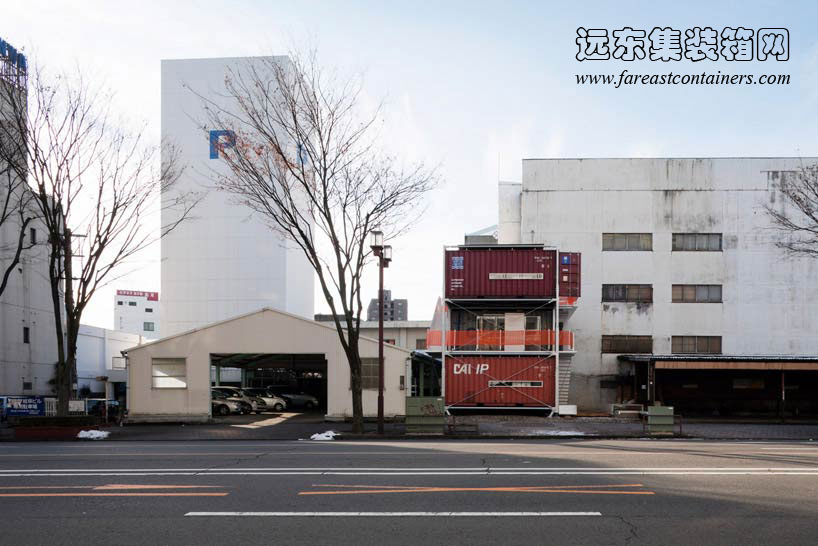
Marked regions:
[2,439,818,544]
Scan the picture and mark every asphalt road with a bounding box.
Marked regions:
[2,439,818,545]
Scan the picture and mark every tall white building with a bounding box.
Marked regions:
[160,57,314,336]
[114,290,160,339]
[0,44,59,397]
[499,158,818,412]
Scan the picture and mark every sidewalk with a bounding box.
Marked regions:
[7,413,818,441]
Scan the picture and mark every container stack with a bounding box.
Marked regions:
[441,244,581,412]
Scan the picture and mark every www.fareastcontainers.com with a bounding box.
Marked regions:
[576,70,790,87]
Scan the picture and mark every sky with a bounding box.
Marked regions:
[4,0,818,327]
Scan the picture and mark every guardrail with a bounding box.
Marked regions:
[427,330,575,351]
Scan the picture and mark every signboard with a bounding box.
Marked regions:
[116,290,159,301]
[488,272,544,280]
[5,396,45,416]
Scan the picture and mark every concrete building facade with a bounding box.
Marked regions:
[114,290,160,339]
[160,56,314,337]
[499,158,818,411]
[76,325,143,400]
[0,45,59,397]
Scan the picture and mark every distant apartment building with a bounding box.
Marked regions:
[498,157,818,414]
[114,290,160,339]
[367,290,408,322]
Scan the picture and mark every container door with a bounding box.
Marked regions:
[505,313,525,352]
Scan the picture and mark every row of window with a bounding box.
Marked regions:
[602,284,722,303]
[601,335,722,354]
[116,300,154,312]
[602,233,723,251]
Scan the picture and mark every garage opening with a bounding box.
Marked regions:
[210,353,328,412]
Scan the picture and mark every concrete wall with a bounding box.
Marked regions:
[126,308,411,422]
[160,57,314,336]
[0,188,58,396]
[76,325,143,395]
[501,158,818,411]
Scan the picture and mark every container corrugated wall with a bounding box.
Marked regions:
[445,248,556,299]
[445,355,556,407]
[558,252,581,297]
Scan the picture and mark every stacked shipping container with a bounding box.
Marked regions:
[442,245,581,409]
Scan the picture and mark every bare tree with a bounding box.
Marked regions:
[0,85,35,297]
[0,65,198,414]
[766,163,818,258]
[196,52,437,432]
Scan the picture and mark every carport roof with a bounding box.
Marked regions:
[122,307,414,356]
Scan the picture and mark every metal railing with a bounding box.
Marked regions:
[427,329,575,352]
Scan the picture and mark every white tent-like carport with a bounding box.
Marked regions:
[124,308,410,422]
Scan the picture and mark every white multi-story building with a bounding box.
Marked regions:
[114,290,160,339]
[499,158,818,413]
[0,45,59,397]
[160,56,314,337]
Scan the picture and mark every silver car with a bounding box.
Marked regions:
[244,388,288,412]
[212,386,267,414]
[211,391,244,416]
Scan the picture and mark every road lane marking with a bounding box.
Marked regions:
[3,467,818,478]
[184,512,602,517]
[0,492,229,497]
[299,484,654,496]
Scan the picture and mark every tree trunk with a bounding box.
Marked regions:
[346,346,364,433]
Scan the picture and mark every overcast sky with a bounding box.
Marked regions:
[5,0,818,327]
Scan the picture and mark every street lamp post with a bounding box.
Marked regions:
[370,231,391,434]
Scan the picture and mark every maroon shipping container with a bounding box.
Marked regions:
[558,252,581,297]
[445,247,556,299]
[445,355,556,407]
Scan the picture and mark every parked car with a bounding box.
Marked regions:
[212,386,267,414]
[211,390,246,416]
[270,390,320,410]
[244,388,288,412]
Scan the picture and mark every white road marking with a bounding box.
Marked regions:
[3,467,818,477]
[184,511,603,517]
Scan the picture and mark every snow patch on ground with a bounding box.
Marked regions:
[310,431,339,441]
[539,430,586,436]
[77,430,110,440]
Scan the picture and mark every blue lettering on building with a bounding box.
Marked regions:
[209,130,236,159]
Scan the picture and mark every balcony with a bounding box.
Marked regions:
[426,329,575,353]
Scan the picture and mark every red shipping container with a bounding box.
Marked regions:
[558,252,582,297]
[445,247,556,299]
[445,355,556,407]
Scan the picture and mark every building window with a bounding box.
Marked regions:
[23,326,30,344]
[22,381,32,391]
[117,301,123,306]
[602,284,653,303]
[128,301,137,306]
[415,338,427,350]
[151,358,187,388]
[356,357,379,390]
[671,336,722,354]
[143,322,155,332]
[385,339,396,345]
[145,308,153,313]
[672,285,722,303]
[672,233,722,251]
[602,233,652,251]
[29,228,36,244]
[601,335,652,353]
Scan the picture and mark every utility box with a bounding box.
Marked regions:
[646,405,675,434]
[405,397,445,434]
